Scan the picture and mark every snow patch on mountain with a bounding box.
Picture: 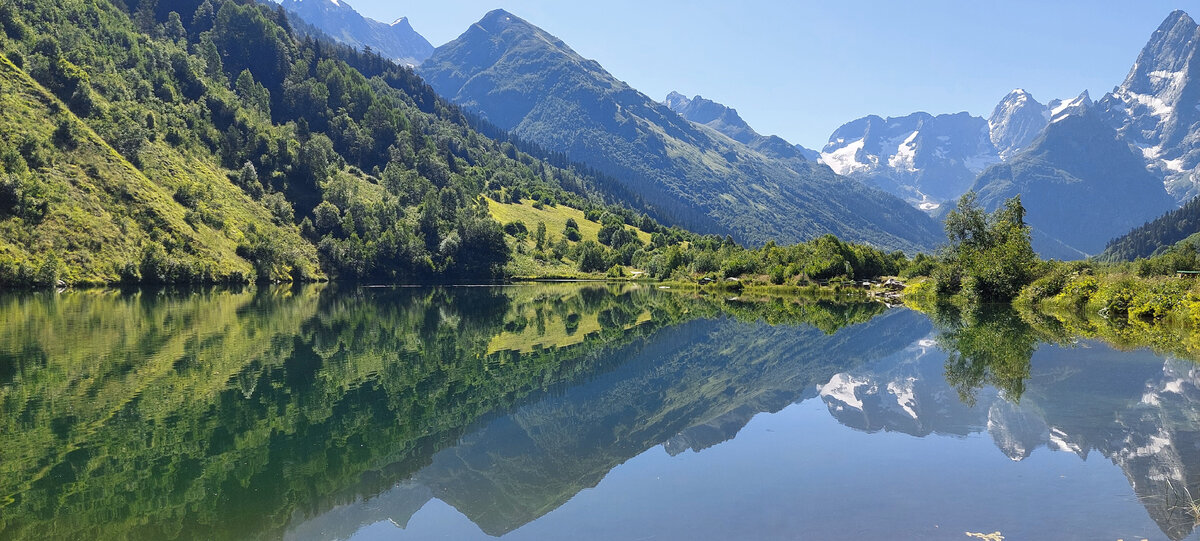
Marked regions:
[886,132,919,172]
[821,139,871,175]
[886,377,919,419]
[820,112,1000,208]
[1049,91,1093,123]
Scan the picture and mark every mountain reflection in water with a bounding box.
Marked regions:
[2,285,1200,540]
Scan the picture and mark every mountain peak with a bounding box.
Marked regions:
[663,91,818,163]
[477,8,524,30]
[483,8,516,18]
[992,89,1043,115]
[664,91,691,110]
[460,9,575,58]
[1048,91,1092,123]
[665,92,751,140]
[293,0,352,11]
[1118,9,1198,94]
[999,88,1033,102]
[1160,9,1196,31]
[1093,9,1200,201]
[989,89,1050,159]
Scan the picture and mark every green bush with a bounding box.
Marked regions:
[1019,262,1092,304]
[769,264,786,285]
[1058,275,1099,305]
[576,241,606,273]
[932,263,963,295]
[503,220,529,238]
[563,217,581,242]
[721,251,758,278]
[901,253,937,279]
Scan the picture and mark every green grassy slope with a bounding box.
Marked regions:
[488,197,653,277]
[0,51,319,285]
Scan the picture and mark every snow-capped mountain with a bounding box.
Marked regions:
[1096,10,1200,202]
[817,8,1199,217]
[988,89,1050,159]
[970,100,1174,258]
[1048,90,1094,123]
[277,0,433,66]
[819,112,1001,210]
[817,90,1061,211]
[663,91,820,163]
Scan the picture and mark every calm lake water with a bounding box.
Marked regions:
[3,283,1200,540]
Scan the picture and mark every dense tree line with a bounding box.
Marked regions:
[1101,195,1200,262]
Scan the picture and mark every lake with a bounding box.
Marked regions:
[2,283,1199,540]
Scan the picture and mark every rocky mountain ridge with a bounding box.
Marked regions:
[664,91,820,163]
[277,0,434,66]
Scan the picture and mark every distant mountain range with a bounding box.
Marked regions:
[276,0,433,66]
[815,12,1200,209]
[817,10,1200,258]
[819,111,1001,211]
[416,10,944,250]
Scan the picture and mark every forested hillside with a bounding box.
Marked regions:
[1100,196,1200,261]
[0,0,700,286]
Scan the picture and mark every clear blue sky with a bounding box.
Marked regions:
[338,0,1185,150]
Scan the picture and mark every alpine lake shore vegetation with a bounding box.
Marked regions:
[894,191,1200,359]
